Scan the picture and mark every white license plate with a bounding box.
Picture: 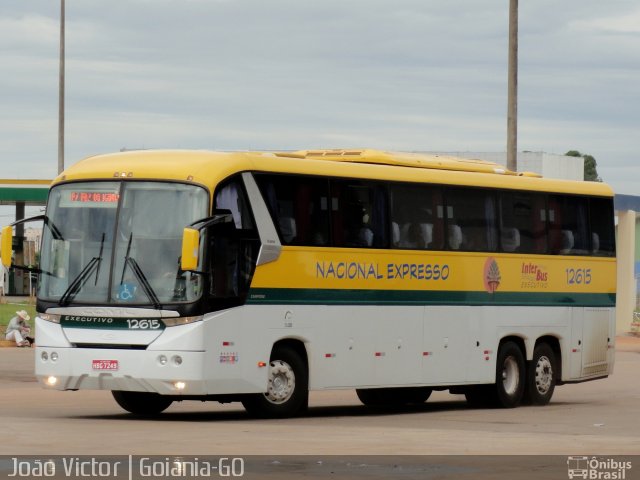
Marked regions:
[92,359,119,371]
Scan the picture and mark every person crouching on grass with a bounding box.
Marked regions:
[5,310,34,347]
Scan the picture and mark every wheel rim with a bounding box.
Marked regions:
[501,356,520,396]
[534,355,553,395]
[264,360,295,404]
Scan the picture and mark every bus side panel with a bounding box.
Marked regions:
[310,306,423,389]
[468,306,573,385]
[422,306,472,384]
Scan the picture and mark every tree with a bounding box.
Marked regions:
[565,150,602,182]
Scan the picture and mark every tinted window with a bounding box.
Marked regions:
[548,195,590,255]
[212,177,260,302]
[215,177,255,230]
[444,188,497,251]
[499,191,547,254]
[255,174,330,246]
[389,183,444,250]
[331,180,387,248]
[589,197,616,256]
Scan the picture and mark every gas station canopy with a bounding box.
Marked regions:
[0,179,50,206]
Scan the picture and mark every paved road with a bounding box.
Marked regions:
[0,337,638,459]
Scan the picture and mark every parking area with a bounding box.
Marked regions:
[1,336,638,458]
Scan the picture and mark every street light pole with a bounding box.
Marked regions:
[506,0,518,172]
[58,0,65,175]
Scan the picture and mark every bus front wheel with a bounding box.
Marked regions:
[112,391,173,415]
[242,346,308,418]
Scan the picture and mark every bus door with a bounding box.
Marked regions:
[573,307,612,379]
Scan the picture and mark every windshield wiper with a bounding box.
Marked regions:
[119,233,162,310]
[123,257,162,310]
[58,233,105,306]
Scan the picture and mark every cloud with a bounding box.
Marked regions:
[0,0,638,195]
[570,8,640,34]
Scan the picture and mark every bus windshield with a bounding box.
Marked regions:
[38,181,209,306]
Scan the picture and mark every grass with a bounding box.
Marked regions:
[0,301,37,329]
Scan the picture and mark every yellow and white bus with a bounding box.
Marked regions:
[2,149,616,417]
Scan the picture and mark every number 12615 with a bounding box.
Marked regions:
[566,268,592,285]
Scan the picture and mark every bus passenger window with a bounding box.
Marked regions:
[444,188,497,252]
[388,183,443,250]
[548,195,590,255]
[331,181,387,248]
[255,174,330,246]
[589,197,616,256]
[499,192,546,254]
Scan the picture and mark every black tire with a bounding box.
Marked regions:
[112,391,173,415]
[356,387,432,407]
[493,341,526,408]
[525,343,556,405]
[241,346,308,418]
[464,385,494,408]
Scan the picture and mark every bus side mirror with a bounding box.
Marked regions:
[181,227,200,271]
[1,225,13,268]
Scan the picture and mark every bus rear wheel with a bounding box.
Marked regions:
[112,391,173,415]
[525,343,556,405]
[493,341,526,408]
[241,346,308,418]
[356,387,432,407]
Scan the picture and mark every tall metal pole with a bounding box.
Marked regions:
[58,0,65,175]
[506,0,518,172]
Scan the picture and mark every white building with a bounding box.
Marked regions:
[423,151,584,181]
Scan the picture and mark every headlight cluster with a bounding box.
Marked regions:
[41,350,60,362]
[157,354,183,366]
[40,313,61,324]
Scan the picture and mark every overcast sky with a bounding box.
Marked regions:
[1,0,639,201]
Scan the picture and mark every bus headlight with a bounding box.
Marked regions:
[40,313,61,324]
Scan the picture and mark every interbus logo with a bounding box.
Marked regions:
[567,456,632,479]
[483,257,501,293]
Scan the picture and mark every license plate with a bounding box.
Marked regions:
[92,360,119,371]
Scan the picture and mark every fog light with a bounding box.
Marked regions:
[172,355,183,366]
[46,376,58,386]
[174,381,186,391]
[158,355,168,366]
[41,351,49,361]
[50,352,58,362]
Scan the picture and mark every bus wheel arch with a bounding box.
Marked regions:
[242,339,309,418]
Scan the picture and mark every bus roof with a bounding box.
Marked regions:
[55,149,614,197]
